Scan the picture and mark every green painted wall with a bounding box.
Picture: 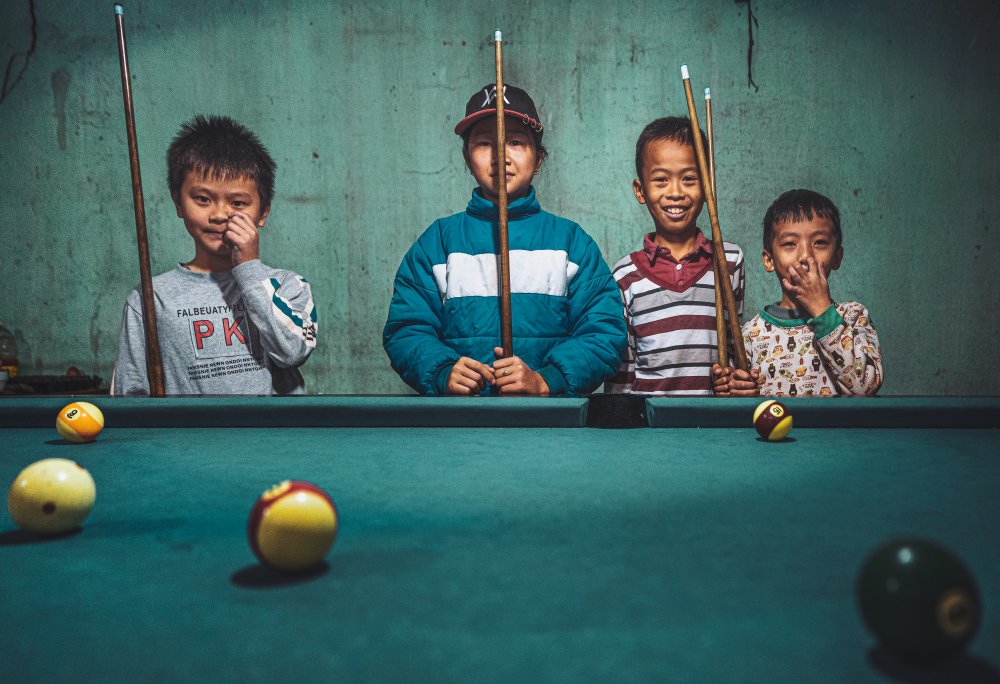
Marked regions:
[1,0,998,394]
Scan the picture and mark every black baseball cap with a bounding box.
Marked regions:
[454,84,543,138]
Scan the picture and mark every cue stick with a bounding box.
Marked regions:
[704,87,716,197]
[494,29,513,358]
[681,65,748,372]
[704,86,727,367]
[115,4,165,396]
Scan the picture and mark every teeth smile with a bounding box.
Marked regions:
[666,208,686,214]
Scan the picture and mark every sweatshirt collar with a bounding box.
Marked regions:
[760,304,807,327]
[466,186,541,220]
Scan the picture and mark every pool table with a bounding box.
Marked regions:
[1,396,998,682]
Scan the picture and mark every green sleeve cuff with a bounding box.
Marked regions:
[807,304,845,339]
[537,364,569,396]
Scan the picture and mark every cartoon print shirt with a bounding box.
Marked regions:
[742,301,883,397]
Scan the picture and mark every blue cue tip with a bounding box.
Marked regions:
[115,4,124,15]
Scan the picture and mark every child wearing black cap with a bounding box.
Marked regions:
[383,84,626,396]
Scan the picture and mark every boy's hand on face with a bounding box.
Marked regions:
[782,256,833,319]
[224,211,261,267]
[492,347,550,395]
[447,357,496,395]
[711,364,731,396]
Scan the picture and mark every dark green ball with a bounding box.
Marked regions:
[856,538,980,662]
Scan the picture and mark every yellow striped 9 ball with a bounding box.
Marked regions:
[56,402,105,443]
[754,400,793,441]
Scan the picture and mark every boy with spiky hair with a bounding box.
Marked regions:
[606,116,745,395]
[715,189,883,397]
[113,115,317,395]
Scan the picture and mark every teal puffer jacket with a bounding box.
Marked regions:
[384,187,627,396]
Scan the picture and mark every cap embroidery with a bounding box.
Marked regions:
[481,85,511,107]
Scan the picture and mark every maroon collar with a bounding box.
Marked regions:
[642,231,713,266]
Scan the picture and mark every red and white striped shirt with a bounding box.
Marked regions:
[606,232,744,395]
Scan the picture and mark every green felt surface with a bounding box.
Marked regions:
[1,415,998,682]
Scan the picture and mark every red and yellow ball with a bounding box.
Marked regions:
[56,401,104,443]
[7,458,97,535]
[754,400,793,441]
[247,480,339,572]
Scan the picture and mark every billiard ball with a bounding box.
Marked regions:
[7,458,97,535]
[56,401,104,443]
[753,399,793,441]
[856,538,980,662]
[247,480,338,572]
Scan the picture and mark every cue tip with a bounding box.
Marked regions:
[115,3,124,14]
[705,86,711,99]
[495,29,502,42]
[681,64,690,80]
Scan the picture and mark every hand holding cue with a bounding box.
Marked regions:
[704,85,726,367]
[681,65,748,372]
[115,4,165,396]
[494,29,513,358]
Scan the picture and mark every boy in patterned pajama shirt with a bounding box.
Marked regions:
[713,189,883,397]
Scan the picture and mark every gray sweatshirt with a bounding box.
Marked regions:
[112,260,317,395]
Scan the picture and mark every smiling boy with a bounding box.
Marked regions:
[606,117,744,395]
[112,115,317,395]
[383,84,625,396]
[716,189,883,397]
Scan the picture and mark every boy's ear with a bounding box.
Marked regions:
[762,249,776,273]
[462,146,471,171]
[258,205,271,228]
[172,193,183,219]
[830,245,843,271]
[632,179,646,205]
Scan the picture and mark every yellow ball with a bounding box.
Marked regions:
[247,481,339,572]
[56,401,105,443]
[753,399,793,441]
[7,458,96,534]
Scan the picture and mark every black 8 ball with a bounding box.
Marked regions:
[856,538,981,662]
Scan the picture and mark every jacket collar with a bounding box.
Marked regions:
[466,186,541,221]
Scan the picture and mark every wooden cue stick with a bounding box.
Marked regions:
[494,29,513,358]
[704,87,716,197]
[115,4,165,396]
[681,65,748,372]
[704,86,727,368]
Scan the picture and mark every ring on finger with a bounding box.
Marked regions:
[503,369,510,377]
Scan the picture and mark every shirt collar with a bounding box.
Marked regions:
[642,231,712,266]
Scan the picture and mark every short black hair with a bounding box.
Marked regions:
[762,189,843,252]
[634,116,708,179]
[167,115,277,209]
